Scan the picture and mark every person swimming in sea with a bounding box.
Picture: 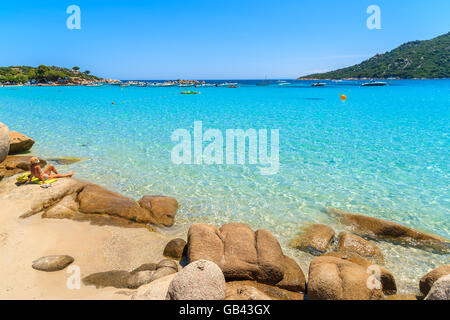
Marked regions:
[26,157,74,184]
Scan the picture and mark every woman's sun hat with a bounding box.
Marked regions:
[30,157,40,164]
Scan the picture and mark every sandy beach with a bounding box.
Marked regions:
[0,177,175,300]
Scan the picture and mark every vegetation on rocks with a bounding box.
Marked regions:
[299,32,450,79]
[0,65,102,84]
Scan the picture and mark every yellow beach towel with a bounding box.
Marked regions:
[16,173,58,185]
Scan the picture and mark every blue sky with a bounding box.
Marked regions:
[0,0,449,79]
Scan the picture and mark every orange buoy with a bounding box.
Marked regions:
[340,94,347,101]
[112,102,114,104]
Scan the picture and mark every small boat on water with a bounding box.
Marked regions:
[181,90,199,95]
[278,82,290,86]
[218,82,238,87]
[361,80,387,87]
[312,82,326,87]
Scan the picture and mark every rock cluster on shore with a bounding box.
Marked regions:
[0,172,178,227]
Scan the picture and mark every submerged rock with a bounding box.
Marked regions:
[8,131,34,154]
[325,208,449,253]
[335,232,384,264]
[419,264,450,296]
[138,195,178,227]
[424,274,450,300]
[187,223,284,285]
[166,260,226,300]
[47,157,84,165]
[307,256,384,300]
[290,223,335,255]
[32,255,74,272]
[226,281,304,300]
[163,238,186,260]
[0,122,9,163]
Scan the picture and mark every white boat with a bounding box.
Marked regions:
[361,80,387,87]
[312,82,326,87]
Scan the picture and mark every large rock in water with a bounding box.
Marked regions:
[323,252,396,295]
[138,195,178,227]
[0,122,9,163]
[275,255,306,292]
[290,223,335,255]
[335,232,384,264]
[424,274,450,300]
[187,223,285,285]
[78,184,158,224]
[325,208,449,253]
[166,260,226,300]
[8,131,35,154]
[419,265,450,296]
[32,255,74,272]
[307,256,384,300]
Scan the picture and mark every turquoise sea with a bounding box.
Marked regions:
[1,80,449,293]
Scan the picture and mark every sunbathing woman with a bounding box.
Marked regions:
[26,157,74,184]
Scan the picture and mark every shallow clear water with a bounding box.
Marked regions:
[1,80,449,294]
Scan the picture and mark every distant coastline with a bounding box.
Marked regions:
[298,32,449,80]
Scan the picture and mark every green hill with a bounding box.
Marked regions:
[298,32,450,79]
[0,65,102,84]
